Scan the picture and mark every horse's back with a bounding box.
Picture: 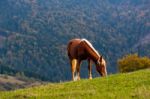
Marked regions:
[67,38,81,59]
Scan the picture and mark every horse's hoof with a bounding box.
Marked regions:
[89,77,92,80]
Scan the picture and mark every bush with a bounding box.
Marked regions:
[118,54,150,72]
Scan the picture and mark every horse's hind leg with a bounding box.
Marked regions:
[71,59,77,81]
[76,60,81,80]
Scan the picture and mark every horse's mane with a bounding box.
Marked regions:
[81,39,100,57]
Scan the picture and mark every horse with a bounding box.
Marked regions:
[67,38,107,81]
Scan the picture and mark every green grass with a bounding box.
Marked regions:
[0,69,150,99]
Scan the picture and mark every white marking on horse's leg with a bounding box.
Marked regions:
[74,75,78,81]
[71,59,77,81]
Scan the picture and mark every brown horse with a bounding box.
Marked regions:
[67,38,107,81]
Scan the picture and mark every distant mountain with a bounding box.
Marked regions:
[0,0,149,82]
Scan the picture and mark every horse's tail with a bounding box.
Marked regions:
[67,41,72,58]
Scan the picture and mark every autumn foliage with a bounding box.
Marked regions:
[118,54,150,72]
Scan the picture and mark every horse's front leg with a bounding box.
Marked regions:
[71,59,77,81]
[88,59,92,80]
[76,60,81,80]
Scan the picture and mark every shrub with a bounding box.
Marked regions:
[118,54,150,72]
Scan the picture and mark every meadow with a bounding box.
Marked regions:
[0,69,150,99]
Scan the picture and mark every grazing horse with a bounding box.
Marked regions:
[67,38,107,81]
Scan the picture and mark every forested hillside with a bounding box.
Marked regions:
[0,0,149,81]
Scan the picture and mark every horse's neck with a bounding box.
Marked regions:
[82,40,100,62]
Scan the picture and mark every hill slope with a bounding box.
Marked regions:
[0,0,150,81]
[0,69,150,99]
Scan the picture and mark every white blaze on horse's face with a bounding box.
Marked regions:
[96,57,107,77]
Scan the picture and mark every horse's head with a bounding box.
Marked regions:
[96,56,107,77]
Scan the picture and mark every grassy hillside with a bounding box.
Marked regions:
[0,69,150,99]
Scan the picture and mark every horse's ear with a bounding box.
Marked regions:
[100,56,103,62]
